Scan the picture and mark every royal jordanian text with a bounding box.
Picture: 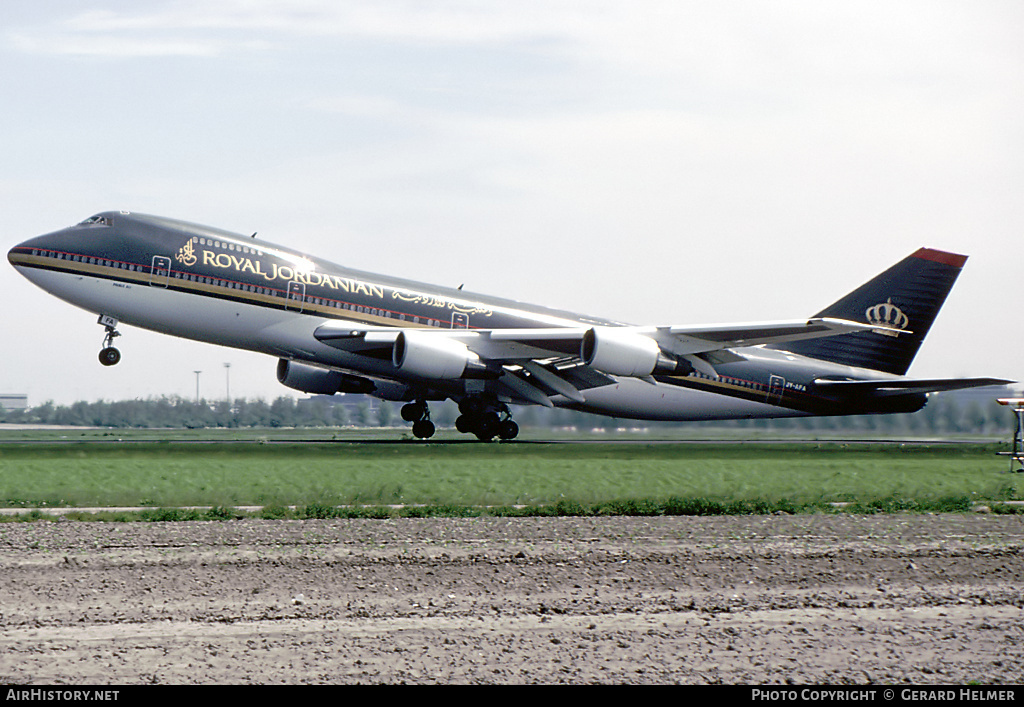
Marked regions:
[200,249,385,296]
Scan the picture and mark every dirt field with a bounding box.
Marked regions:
[1,513,1023,685]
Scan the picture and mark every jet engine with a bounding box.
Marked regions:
[392,331,494,379]
[581,327,672,377]
[276,359,375,395]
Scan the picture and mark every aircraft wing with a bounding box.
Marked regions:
[313,317,897,405]
[314,317,891,361]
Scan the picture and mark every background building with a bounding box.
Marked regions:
[0,394,28,411]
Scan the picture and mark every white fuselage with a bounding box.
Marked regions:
[15,264,800,421]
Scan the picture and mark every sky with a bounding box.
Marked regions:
[1,1,1021,406]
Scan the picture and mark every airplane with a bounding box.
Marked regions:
[7,210,1012,440]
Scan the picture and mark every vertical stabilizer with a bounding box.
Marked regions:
[770,248,966,376]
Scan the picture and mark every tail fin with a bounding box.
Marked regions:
[770,248,966,375]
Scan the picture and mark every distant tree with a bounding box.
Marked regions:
[331,403,349,427]
[354,401,374,427]
[269,396,296,427]
[376,401,395,427]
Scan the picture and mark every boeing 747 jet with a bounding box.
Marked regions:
[8,211,1010,439]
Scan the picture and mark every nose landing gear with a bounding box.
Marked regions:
[97,315,121,366]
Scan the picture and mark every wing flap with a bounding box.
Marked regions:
[496,369,556,407]
[521,361,587,403]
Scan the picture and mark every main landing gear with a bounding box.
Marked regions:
[456,395,519,442]
[97,315,121,367]
[401,400,435,440]
[402,395,520,441]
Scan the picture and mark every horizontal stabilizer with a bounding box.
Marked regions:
[813,377,1014,397]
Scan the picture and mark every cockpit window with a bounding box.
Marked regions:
[78,215,112,227]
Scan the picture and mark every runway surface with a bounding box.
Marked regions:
[1,514,1022,684]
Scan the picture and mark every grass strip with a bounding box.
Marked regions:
[0,439,1018,518]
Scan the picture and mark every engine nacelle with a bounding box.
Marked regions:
[580,327,666,377]
[393,331,484,379]
[276,359,375,395]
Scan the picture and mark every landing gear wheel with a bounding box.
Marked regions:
[405,399,434,439]
[99,347,121,367]
[474,412,500,442]
[498,420,519,441]
[97,315,122,366]
[457,395,520,442]
[401,402,427,422]
[412,419,435,439]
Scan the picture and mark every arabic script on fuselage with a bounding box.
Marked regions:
[392,289,493,317]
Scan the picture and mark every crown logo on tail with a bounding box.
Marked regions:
[865,298,908,337]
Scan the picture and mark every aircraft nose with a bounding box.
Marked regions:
[8,237,36,270]
[9,230,69,272]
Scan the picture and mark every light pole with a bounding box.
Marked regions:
[193,370,201,403]
[224,362,231,402]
